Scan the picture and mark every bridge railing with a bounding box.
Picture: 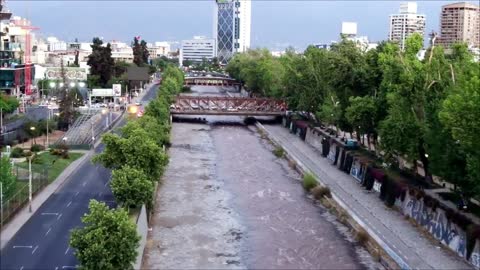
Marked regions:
[170,96,287,115]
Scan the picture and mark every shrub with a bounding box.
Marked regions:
[30,144,45,152]
[303,173,317,191]
[311,186,332,199]
[355,228,369,245]
[181,86,192,93]
[273,146,284,158]
[10,147,24,158]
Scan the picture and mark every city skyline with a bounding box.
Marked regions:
[7,1,478,51]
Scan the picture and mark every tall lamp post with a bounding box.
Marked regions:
[28,154,33,212]
[46,110,60,149]
[30,126,36,147]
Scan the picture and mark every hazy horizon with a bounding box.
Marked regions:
[6,0,479,51]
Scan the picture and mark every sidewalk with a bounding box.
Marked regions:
[261,124,471,270]
[0,150,91,250]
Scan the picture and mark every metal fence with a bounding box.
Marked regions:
[1,165,48,227]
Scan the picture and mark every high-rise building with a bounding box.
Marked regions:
[214,0,251,64]
[388,2,426,50]
[438,2,480,49]
[179,36,216,66]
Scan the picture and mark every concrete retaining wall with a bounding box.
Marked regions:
[134,204,148,270]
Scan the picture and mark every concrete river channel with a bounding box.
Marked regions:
[143,86,381,269]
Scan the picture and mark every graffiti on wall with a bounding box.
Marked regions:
[404,195,467,258]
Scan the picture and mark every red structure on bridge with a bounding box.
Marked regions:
[170,96,287,116]
[184,77,241,87]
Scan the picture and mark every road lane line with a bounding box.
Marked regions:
[66,201,72,208]
[74,191,79,197]
[82,182,86,187]
[32,245,38,254]
[13,245,33,249]
[104,180,109,187]
[55,267,59,270]
[20,266,24,270]
[65,246,70,255]
[41,212,59,216]
[57,213,63,220]
[45,228,52,236]
[62,266,77,269]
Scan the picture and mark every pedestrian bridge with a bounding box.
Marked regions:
[170,96,287,116]
[184,76,241,87]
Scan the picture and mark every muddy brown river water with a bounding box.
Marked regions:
[143,87,380,270]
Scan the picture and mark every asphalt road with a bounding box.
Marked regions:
[0,84,159,270]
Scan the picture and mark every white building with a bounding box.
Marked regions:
[214,0,251,64]
[147,41,170,58]
[341,22,357,38]
[179,36,216,66]
[388,2,426,51]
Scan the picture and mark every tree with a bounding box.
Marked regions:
[345,95,377,144]
[0,156,16,199]
[0,94,20,114]
[70,200,139,270]
[162,65,184,86]
[440,75,480,195]
[121,115,170,147]
[92,129,168,181]
[132,37,149,66]
[111,166,154,208]
[87,37,115,86]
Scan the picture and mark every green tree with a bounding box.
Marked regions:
[122,115,170,147]
[92,130,168,181]
[345,95,377,144]
[111,166,154,208]
[0,95,19,114]
[162,65,184,87]
[0,156,16,199]
[70,200,140,270]
[440,75,480,195]
[87,37,115,86]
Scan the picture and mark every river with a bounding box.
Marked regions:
[142,86,379,269]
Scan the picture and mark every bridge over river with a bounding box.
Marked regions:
[170,96,287,116]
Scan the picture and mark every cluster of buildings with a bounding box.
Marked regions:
[314,1,479,57]
[0,0,175,99]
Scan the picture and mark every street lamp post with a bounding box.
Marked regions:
[30,126,36,147]
[28,154,33,213]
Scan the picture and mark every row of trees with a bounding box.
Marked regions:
[226,35,480,197]
[70,65,184,270]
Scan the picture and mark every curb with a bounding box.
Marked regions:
[255,122,411,270]
[0,151,91,250]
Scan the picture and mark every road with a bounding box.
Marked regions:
[0,84,159,270]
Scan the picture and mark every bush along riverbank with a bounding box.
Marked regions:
[69,65,184,270]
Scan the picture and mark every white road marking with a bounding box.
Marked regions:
[55,267,59,270]
[19,266,24,270]
[98,192,102,197]
[32,245,38,254]
[64,246,70,255]
[45,228,52,236]
[74,191,79,197]
[62,266,77,269]
[41,212,59,216]
[13,246,33,249]
[66,201,72,208]
[82,182,86,187]
[104,180,109,187]
[57,213,63,220]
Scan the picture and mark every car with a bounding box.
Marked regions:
[135,102,142,106]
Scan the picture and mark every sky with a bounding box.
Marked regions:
[5,0,478,51]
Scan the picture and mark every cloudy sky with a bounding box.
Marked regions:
[6,0,476,50]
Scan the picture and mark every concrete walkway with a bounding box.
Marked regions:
[261,124,472,270]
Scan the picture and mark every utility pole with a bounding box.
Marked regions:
[1,182,3,229]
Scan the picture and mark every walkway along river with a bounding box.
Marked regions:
[142,86,381,269]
